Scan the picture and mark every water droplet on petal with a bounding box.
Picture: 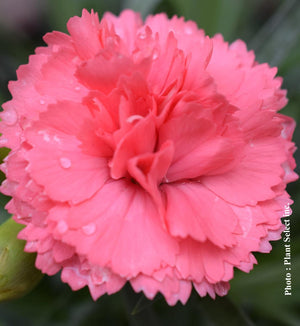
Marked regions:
[25,241,36,250]
[82,223,96,235]
[152,49,159,60]
[53,135,61,143]
[57,220,68,234]
[38,130,50,142]
[26,180,33,188]
[185,27,193,35]
[59,157,72,169]
[126,115,143,123]
[162,176,169,183]
[52,45,59,53]
[0,138,8,145]
[75,86,81,92]
[2,109,18,125]
[40,99,45,105]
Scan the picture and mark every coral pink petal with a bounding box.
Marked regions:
[24,103,110,203]
[194,280,230,299]
[26,145,108,204]
[202,136,286,206]
[103,10,143,53]
[50,180,179,277]
[110,115,156,179]
[131,270,192,305]
[163,182,240,247]
[76,53,135,94]
[176,238,239,283]
[127,140,174,209]
[67,9,101,60]
[37,44,88,103]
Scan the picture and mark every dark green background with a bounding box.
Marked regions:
[0,0,299,325]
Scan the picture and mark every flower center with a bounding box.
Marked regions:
[107,113,174,203]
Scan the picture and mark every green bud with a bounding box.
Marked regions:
[0,217,43,302]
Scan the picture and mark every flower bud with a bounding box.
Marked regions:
[0,217,43,301]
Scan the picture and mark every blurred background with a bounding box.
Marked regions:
[0,0,299,325]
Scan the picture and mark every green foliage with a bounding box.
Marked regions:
[250,0,300,67]
[0,218,43,302]
[170,0,244,40]
[122,0,162,18]
[47,0,121,32]
[230,243,300,326]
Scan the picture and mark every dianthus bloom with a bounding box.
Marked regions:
[0,10,297,305]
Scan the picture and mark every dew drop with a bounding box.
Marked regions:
[185,27,193,35]
[1,163,7,174]
[75,86,81,92]
[26,180,33,187]
[25,241,36,250]
[215,283,228,296]
[162,176,169,183]
[152,49,159,60]
[40,99,45,105]
[126,114,143,123]
[139,33,146,40]
[2,109,18,125]
[57,220,68,234]
[82,223,96,235]
[53,135,61,143]
[38,130,50,142]
[52,45,59,53]
[59,157,72,169]
[0,138,8,145]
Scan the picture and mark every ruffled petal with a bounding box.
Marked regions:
[67,9,101,60]
[163,182,240,247]
[48,180,179,278]
[131,268,192,305]
[202,136,286,206]
[25,102,109,204]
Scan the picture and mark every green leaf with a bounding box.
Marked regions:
[230,242,300,325]
[122,0,163,18]
[170,0,244,39]
[121,284,162,326]
[213,0,244,40]
[197,295,255,326]
[47,0,121,32]
[250,0,300,67]
[0,194,10,225]
[0,218,43,302]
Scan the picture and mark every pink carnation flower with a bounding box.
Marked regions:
[0,10,297,305]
